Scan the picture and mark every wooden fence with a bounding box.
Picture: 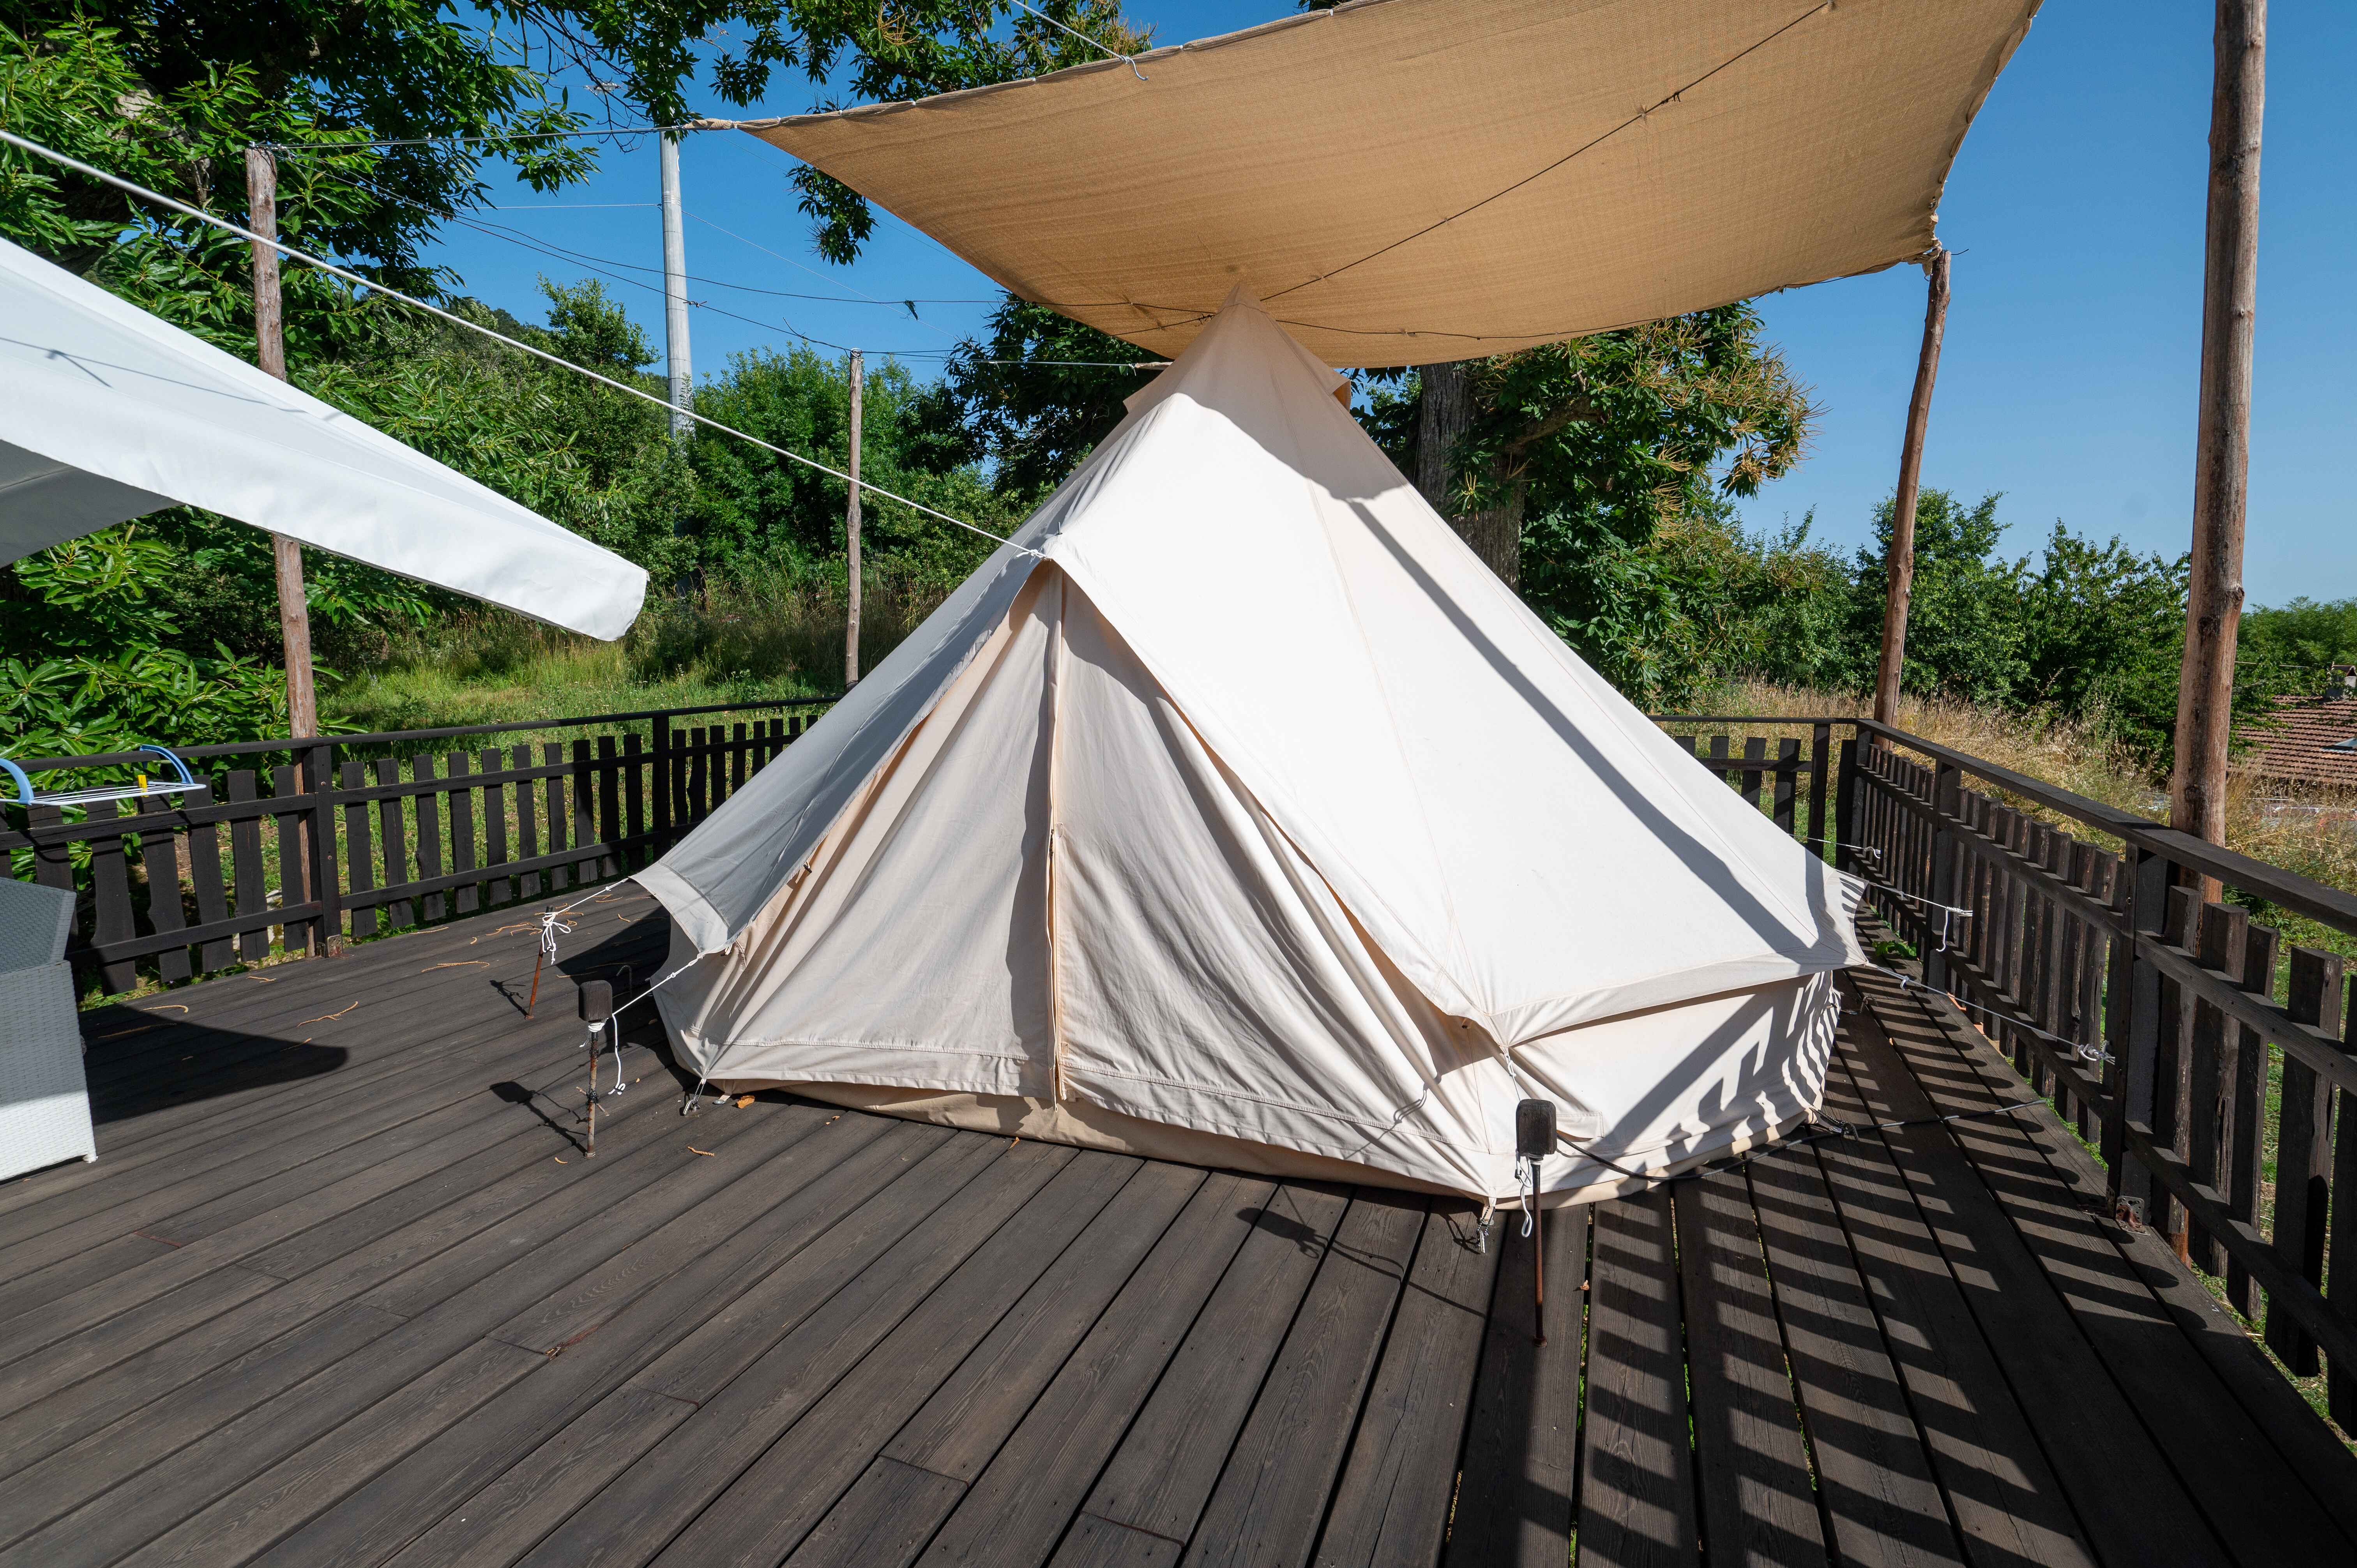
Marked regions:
[1,697,838,995]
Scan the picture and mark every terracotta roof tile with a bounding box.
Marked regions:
[2236,696,2357,786]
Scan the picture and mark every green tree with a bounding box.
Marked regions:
[1843,490,2025,706]
[693,346,1012,583]
[2240,598,2357,695]
[2014,526,2187,762]
[920,297,1166,498]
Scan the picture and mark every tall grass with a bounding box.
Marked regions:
[326,567,951,735]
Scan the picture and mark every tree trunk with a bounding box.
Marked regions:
[1415,360,1521,590]
[2171,0,2265,858]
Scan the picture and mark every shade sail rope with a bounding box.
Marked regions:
[1009,0,1150,80]
[1260,0,1837,307]
[0,126,1034,558]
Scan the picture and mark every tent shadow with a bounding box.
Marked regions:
[81,1004,350,1126]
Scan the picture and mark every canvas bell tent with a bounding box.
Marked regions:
[0,235,645,639]
[638,293,1864,1206]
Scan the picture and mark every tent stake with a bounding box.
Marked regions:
[1532,1197,1546,1346]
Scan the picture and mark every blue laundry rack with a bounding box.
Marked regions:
[0,744,199,811]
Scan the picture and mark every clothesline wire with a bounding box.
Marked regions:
[0,126,1030,557]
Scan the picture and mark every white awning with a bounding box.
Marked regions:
[742,0,2038,367]
[0,236,647,639]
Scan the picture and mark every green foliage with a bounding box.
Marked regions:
[691,345,1012,586]
[0,526,285,758]
[2240,599,2357,695]
[920,296,1164,497]
[2014,525,2189,762]
[1843,491,2028,708]
[1463,306,1815,553]
[1542,504,1850,710]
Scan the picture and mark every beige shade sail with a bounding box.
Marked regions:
[739,0,2038,368]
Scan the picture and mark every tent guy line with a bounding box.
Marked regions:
[1261,0,1837,306]
[0,126,1032,558]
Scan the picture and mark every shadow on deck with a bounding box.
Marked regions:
[0,895,2350,1568]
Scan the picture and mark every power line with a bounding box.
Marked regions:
[0,125,1029,556]
[270,151,1171,370]
[257,122,724,152]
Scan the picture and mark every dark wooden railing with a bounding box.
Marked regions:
[1663,713,2357,1432]
[1,696,840,995]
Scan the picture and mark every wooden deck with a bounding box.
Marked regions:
[3,894,2352,1568]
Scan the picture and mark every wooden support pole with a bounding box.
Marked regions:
[844,347,864,688]
[1871,247,1951,730]
[2171,0,2266,862]
[243,148,317,743]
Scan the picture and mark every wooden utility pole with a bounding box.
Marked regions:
[1871,247,1952,730]
[2172,0,2265,853]
[247,146,327,960]
[844,348,864,688]
[244,148,317,742]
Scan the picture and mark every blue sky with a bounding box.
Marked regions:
[424,3,2356,607]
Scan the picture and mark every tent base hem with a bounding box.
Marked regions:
[712,1078,1815,1207]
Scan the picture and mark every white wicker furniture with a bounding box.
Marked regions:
[0,877,94,1178]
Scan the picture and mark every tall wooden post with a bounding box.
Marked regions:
[1871,247,1952,730]
[243,148,317,742]
[2171,0,2265,855]
[844,348,864,689]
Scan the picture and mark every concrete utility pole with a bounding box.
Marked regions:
[657,134,693,441]
[1872,246,1952,731]
[2172,0,2265,857]
[243,147,318,742]
[845,348,863,688]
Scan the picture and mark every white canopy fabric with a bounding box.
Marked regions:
[0,237,646,638]
[740,0,2039,367]
[638,293,1864,1204]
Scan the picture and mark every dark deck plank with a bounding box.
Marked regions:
[1748,1150,1965,1567]
[0,1098,797,1568]
[354,1123,964,1568]
[1443,1205,1585,1568]
[1827,985,2231,1568]
[1809,1048,2096,1568]
[1312,1202,1497,1568]
[1055,1181,1351,1557]
[1672,1175,1828,1568]
[1182,1190,1426,1568]
[1579,1187,1700,1568]
[509,1142,1082,1568]
[860,1172,1279,1568]
[645,1155,1165,1568]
